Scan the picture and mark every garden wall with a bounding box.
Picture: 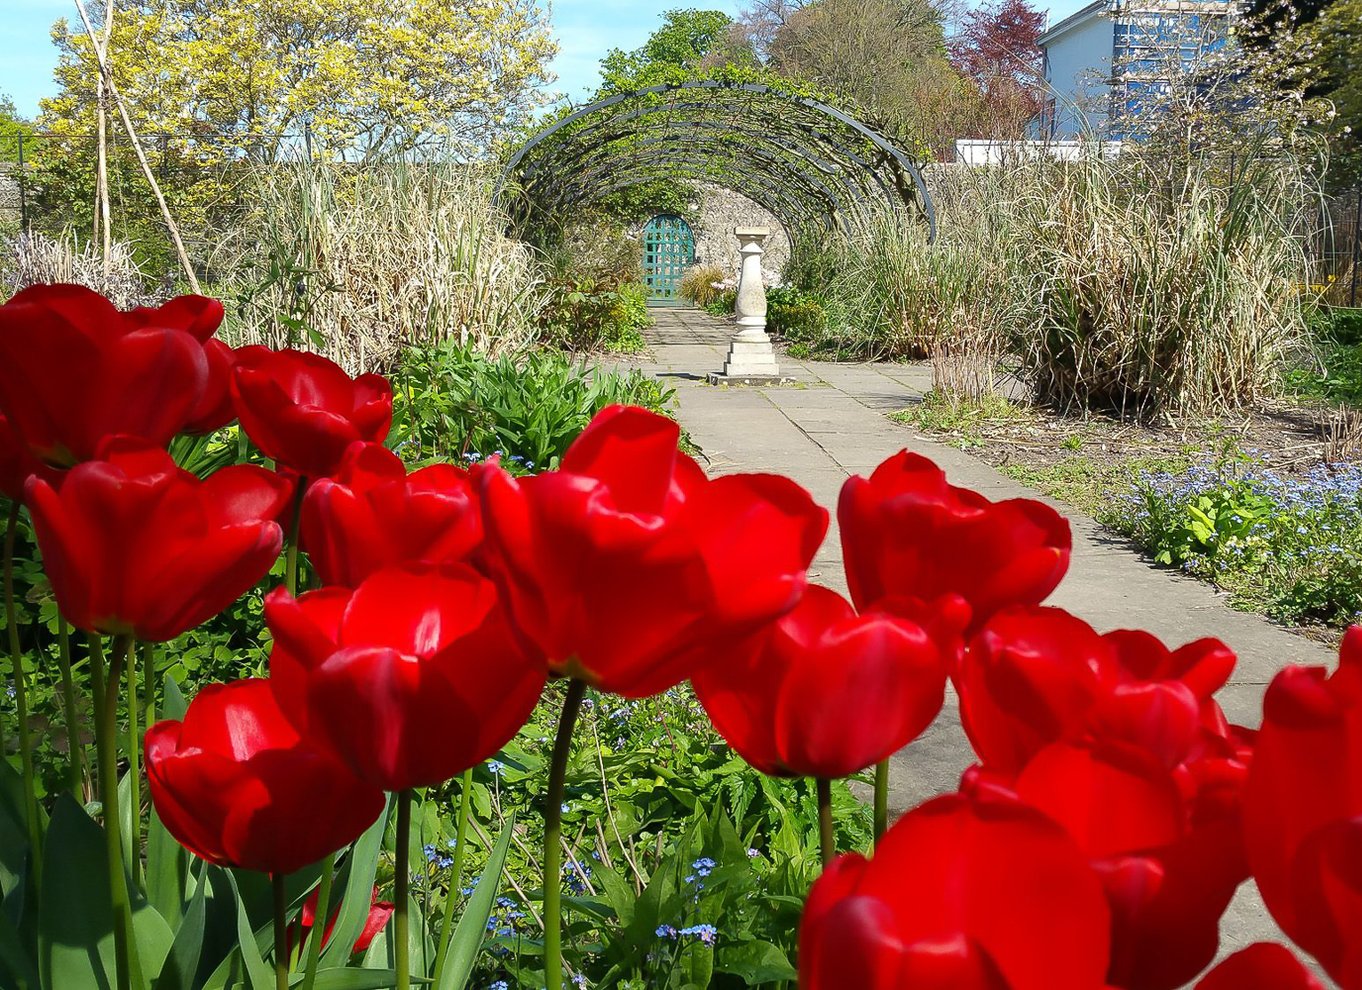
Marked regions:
[690,183,791,280]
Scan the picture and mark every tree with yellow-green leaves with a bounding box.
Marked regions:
[40,0,558,163]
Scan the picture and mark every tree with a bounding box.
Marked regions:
[1238,0,1357,185]
[950,0,1045,137]
[1298,0,1360,182]
[598,8,758,93]
[0,92,35,165]
[764,0,975,159]
[40,0,558,162]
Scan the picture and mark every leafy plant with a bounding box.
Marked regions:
[389,342,676,469]
[1108,460,1362,627]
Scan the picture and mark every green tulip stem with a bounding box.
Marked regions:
[57,616,85,798]
[395,789,414,990]
[816,778,835,868]
[90,632,138,990]
[142,640,156,732]
[284,478,308,598]
[272,871,290,990]
[432,767,474,986]
[125,643,142,891]
[544,679,587,990]
[298,852,335,990]
[873,760,889,844]
[3,501,41,877]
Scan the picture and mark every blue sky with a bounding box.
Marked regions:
[1,0,1091,119]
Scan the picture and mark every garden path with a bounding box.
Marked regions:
[630,306,1337,953]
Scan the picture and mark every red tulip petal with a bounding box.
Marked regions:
[202,464,294,526]
[685,473,827,627]
[125,295,224,341]
[560,405,686,516]
[957,606,1115,774]
[339,564,496,657]
[1014,743,1185,858]
[833,791,1112,990]
[1195,944,1325,990]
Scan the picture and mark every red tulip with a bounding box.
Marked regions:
[231,347,392,478]
[300,442,480,586]
[799,786,1111,990]
[24,438,292,640]
[0,413,55,502]
[1008,739,1250,990]
[1244,626,1362,989]
[839,451,1071,629]
[477,405,827,697]
[145,679,385,875]
[957,609,1250,990]
[957,607,1236,777]
[694,586,966,779]
[264,564,545,791]
[0,284,209,465]
[123,295,238,434]
[1195,945,1325,990]
[289,886,393,958]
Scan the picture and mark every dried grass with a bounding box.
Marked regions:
[214,160,547,372]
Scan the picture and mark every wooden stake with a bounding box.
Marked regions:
[72,0,200,292]
[93,0,115,274]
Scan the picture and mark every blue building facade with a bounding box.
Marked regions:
[1038,0,1236,140]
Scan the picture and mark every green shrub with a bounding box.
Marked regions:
[538,277,652,353]
[389,341,675,469]
[766,286,829,343]
[705,289,736,316]
[1315,306,1362,346]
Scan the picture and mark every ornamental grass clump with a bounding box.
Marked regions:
[1009,147,1313,417]
[679,263,728,308]
[218,160,545,371]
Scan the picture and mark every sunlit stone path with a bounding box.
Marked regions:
[630,305,1335,956]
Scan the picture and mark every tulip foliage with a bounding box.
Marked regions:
[0,283,1357,990]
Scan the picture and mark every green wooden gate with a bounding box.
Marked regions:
[642,214,695,304]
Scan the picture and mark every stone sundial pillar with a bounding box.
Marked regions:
[714,227,781,382]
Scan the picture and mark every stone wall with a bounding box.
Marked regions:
[687,183,791,282]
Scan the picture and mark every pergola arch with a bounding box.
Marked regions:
[500,80,936,242]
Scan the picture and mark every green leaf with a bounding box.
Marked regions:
[0,899,40,990]
[289,969,419,988]
[39,796,174,990]
[593,865,636,928]
[0,756,32,905]
[223,869,273,990]
[146,805,187,929]
[322,796,392,966]
[152,870,206,990]
[438,817,515,990]
[715,939,798,984]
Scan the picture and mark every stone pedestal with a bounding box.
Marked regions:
[710,227,788,385]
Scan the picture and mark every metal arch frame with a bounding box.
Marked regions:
[562,169,813,245]
[501,80,937,241]
[514,98,896,200]
[540,153,837,235]
[529,134,862,223]
[542,149,847,234]
[521,118,881,214]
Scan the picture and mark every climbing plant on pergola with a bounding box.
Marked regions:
[500,80,937,242]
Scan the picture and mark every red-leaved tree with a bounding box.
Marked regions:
[952,0,1047,137]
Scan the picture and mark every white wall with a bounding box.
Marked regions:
[1043,13,1115,138]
